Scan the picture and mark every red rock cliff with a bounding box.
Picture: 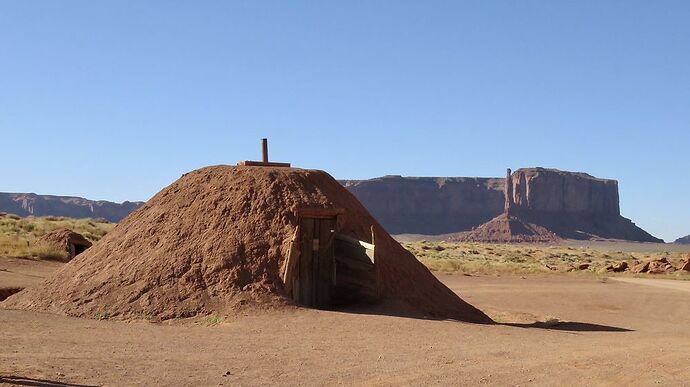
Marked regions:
[342,168,662,242]
[341,176,504,235]
[510,168,620,216]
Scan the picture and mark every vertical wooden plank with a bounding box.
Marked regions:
[299,218,314,307]
[281,226,300,300]
[372,225,381,299]
[316,218,335,308]
[311,219,320,307]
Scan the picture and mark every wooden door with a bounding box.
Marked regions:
[298,216,335,308]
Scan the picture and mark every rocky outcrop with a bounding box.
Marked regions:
[450,213,561,243]
[343,168,662,243]
[505,168,661,242]
[681,258,690,272]
[509,168,619,216]
[0,192,143,222]
[341,176,505,235]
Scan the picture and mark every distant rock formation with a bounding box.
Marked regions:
[343,168,662,243]
[503,168,660,242]
[0,192,143,222]
[674,235,690,244]
[504,168,514,215]
[452,213,561,243]
[509,168,620,217]
[341,176,505,235]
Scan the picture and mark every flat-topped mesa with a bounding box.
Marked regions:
[0,192,143,222]
[342,167,661,242]
[341,175,505,235]
[509,168,620,216]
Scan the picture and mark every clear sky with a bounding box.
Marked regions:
[1,1,689,241]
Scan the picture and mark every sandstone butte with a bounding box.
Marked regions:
[344,167,662,243]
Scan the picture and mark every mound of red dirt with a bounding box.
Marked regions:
[40,228,92,261]
[448,213,561,243]
[3,166,490,323]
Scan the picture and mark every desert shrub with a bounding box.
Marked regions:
[20,222,36,232]
[30,242,69,261]
[206,315,223,326]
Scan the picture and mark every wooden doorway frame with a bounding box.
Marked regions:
[282,208,344,308]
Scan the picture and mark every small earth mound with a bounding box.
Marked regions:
[448,213,561,243]
[3,165,490,323]
[40,228,92,261]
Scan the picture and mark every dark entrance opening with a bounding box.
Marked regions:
[73,243,88,256]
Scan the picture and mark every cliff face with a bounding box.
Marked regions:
[0,192,144,222]
[510,168,619,216]
[506,168,660,242]
[341,176,504,235]
[343,168,662,243]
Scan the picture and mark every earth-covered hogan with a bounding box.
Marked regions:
[39,228,92,261]
[2,166,491,323]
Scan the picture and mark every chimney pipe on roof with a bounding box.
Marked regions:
[261,138,268,163]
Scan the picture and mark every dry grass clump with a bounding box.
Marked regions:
[0,213,114,260]
[403,241,690,280]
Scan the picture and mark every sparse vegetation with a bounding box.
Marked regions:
[0,213,114,260]
[404,241,690,280]
[205,315,223,326]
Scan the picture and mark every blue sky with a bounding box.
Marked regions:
[1,1,689,241]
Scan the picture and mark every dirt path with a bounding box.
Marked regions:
[2,274,690,386]
[612,277,690,293]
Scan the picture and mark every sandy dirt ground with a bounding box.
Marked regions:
[0,258,62,289]
[612,277,690,293]
[2,274,690,386]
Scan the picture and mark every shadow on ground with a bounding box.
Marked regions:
[0,376,98,387]
[503,321,633,332]
[332,302,495,324]
[333,304,633,332]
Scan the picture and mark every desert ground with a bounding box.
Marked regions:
[2,216,689,386]
[2,255,690,386]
